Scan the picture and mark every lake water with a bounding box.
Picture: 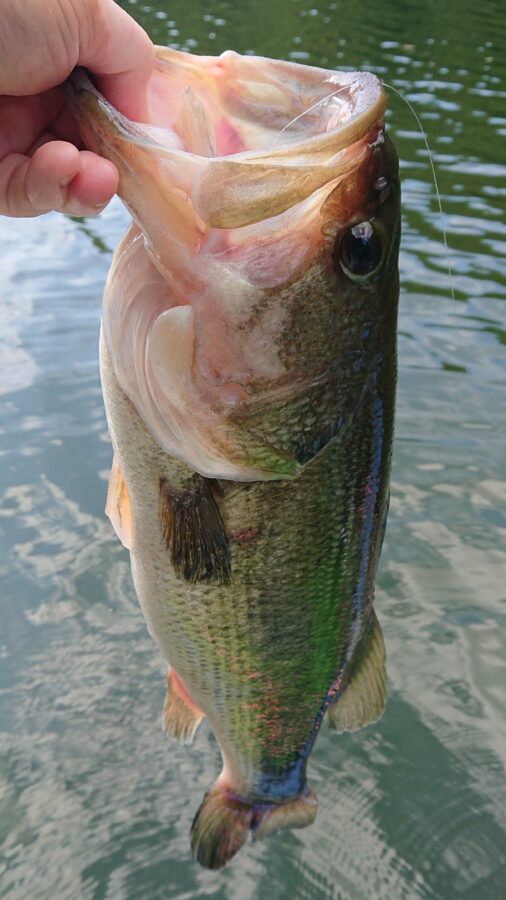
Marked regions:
[0,1,505,897]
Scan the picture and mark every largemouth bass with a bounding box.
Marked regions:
[67,47,400,869]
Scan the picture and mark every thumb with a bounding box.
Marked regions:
[78,0,154,121]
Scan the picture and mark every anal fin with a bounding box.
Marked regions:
[162,667,205,744]
[327,614,387,733]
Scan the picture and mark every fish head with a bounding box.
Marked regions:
[67,50,400,480]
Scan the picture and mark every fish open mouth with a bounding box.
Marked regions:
[146,48,385,158]
[70,48,385,156]
[67,48,386,232]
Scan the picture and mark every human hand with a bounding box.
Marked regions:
[0,0,154,217]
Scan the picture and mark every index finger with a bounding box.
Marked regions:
[78,0,155,121]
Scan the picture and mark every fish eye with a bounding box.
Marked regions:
[337,221,383,279]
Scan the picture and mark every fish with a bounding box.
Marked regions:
[66,47,400,869]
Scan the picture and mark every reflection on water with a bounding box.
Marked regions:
[0,0,505,897]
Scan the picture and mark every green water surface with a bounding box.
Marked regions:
[0,1,505,897]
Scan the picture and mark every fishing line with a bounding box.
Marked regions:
[274,86,350,142]
[383,81,456,306]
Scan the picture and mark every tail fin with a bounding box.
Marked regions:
[190,779,317,869]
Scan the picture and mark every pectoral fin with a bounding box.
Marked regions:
[327,614,387,733]
[159,475,230,584]
[105,455,133,550]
